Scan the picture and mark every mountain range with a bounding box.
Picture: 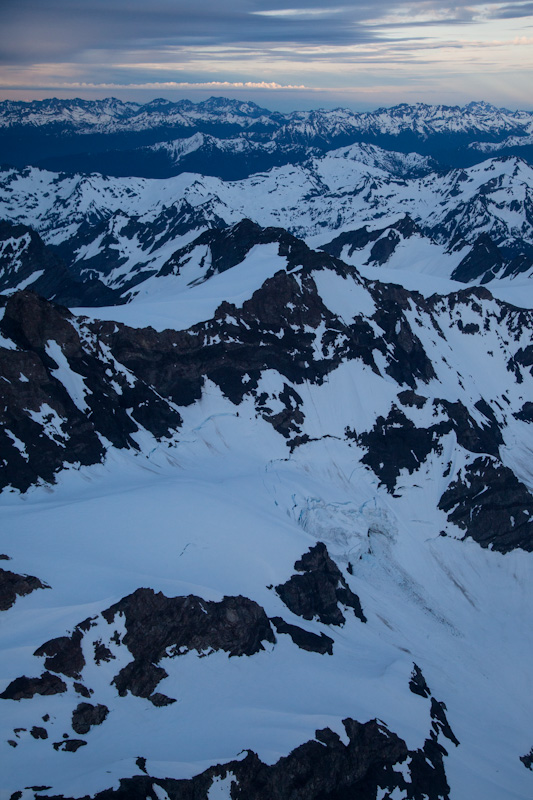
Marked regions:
[2,97,533,174]
[1,98,533,800]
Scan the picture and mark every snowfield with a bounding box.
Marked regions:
[1,380,533,800]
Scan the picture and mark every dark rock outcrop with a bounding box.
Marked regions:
[53,738,87,753]
[368,282,437,388]
[112,661,169,702]
[439,456,533,552]
[71,702,109,735]
[0,566,48,610]
[451,233,504,283]
[0,219,121,306]
[520,747,533,770]
[502,253,533,280]
[356,406,445,492]
[275,543,366,625]
[0,290,182,492]
[24,717,451,800]
[34,628,85,679]
[0,672,67,700]
[30,726,48,740]
[409,663,431,698]
[356,398,503,492]
[93,641,115,665]
[102,589,275,699]
[430,699,460,747]
[159,219,287,281]
[271,617,334,655]
[74,682,92,698]
[103,589,275,661]
[6,587,276,708]
[321,216,421,264]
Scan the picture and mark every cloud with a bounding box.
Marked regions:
[21,80,308,90]
[489,1,533,16]
[1,0,532,110]
[3,0,527,66]
[0,1,374,65]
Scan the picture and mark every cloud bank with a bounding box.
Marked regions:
[1,0,531,108]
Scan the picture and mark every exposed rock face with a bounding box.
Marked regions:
[321,215,421,263]
[71,702,109,735]
[0,672,67,700]
[112,661,170,703]
[356,398,503,492]
[270,617,334,655]
[0,229,458,491]
[452,233,504,283]
[0,290,182,492]
[26,717,451,800]
[503,253,533,280]
[73,682,92,698]
[275,543,366,625]
[4,587,276,708]
[34,628,85,680]
[355,406,445,492]
[0,219,120,306]
[158,219,290,280]
[430,699,460,747]
[103,588,275,661]
[52,738,87,753]
[439,456,533,553]
[409,664,431,698]
[0,566,48,610]
[520,747,533,770]
[409,664,459,749]
[368,282,437,388]
[3,237,531,516]
[30,726,48,740]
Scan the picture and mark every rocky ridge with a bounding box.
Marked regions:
[1,230,533,557]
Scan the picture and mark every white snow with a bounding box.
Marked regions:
[45,340,90,412]
[0,366,532,799]
[4,430,28,460]
[75,243,287,331]
[312,269,376,321]
[25,403,68,446]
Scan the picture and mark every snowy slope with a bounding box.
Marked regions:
[1,237,533,799]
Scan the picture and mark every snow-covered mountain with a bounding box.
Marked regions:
[1,97,530,141]
[35,133,323,181]
[470,132,533,154]
[1,98,533,800]
[0,97,278,134]
[1,226,533,799]
[0,147,531,298]
[2,98,533,173]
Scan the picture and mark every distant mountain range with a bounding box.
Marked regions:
[2,97,533,174]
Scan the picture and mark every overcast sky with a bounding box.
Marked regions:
[1,0,532,110]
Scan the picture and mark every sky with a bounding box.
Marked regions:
[1,0,532,111]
